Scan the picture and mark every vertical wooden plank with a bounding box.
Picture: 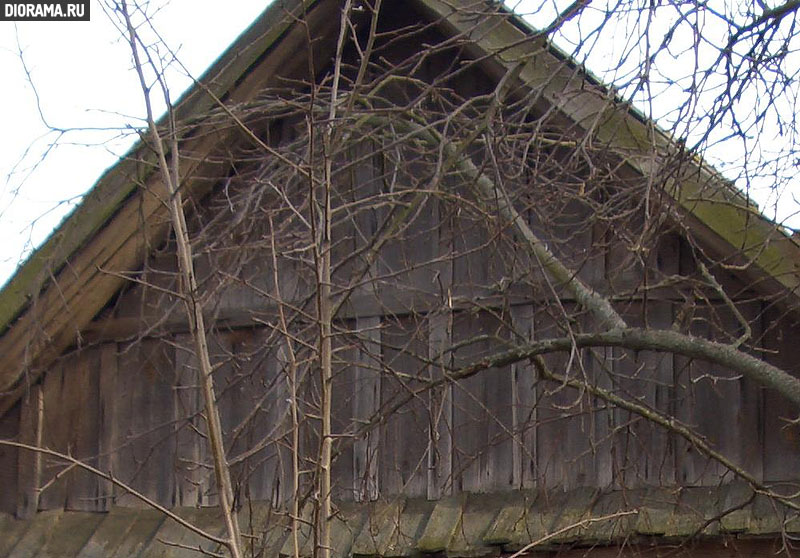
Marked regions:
[450,191,489,303]
[173,333,206,508]
[427,311,452,499]
[482,316,515,492]
[218,330,247,507]
[451,311,514,493]
[427,190,453,500]
[67,349,102,511]
[113,339,176,507]
[216,330,256,506]
[761,308,800,482]
[331,325,356,502]
[510,304,536,489]
[614,300,674,488]
[736,300,764,482]
[97,342,118,510]
[673,297,759,486]
[222,327,290,507]
[0,402,20,515]
[17,384,43,518]
[352,316,381,501]
[380,315,430,498]
[533,313,620,489]
[38,360,68,510]
[533,306,593,490]
[606,233,680,489]
[584,343,614,489]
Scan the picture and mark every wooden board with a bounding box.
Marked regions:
[761,308,800,482]
[330,323,357,502]
[0,403,19,515]
[34,349,103,512]
[613,300,675,488]
[533,306,597,490]
[380,315,431,498]
[227,328,290,507]
[16,385,42,518]
[451,311,515,493]
[172,333,207,508]
[427,311,453,500]
[96,343,119,511]
[351,316,382,502]
[510,304,537,489]
[112,339,176,507]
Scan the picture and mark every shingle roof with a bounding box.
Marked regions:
[1,485,797,558]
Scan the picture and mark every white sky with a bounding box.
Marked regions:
[0,1,270,286]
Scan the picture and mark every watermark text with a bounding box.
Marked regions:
[1,1,90,21]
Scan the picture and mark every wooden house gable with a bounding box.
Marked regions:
[1,1,800,557]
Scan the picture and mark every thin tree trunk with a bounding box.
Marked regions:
[120,3,243,557]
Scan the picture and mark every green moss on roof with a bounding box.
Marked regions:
[1,485,798,558]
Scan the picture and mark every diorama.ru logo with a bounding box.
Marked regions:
[1,1,89,21]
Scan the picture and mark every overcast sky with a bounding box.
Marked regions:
[0,1,270,286]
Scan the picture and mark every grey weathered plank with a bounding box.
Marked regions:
[613,300,675,488]
[37,511,105,558]
[634,487,673,537]
[548,487,599,544]
[451,311,514,493]
[16,384,42,518]
[761,307,800,482]
[172,334,205,508]
[329,501,368,558]
[509,305,536,490]
[580,489,639,544]
[6,509,61,558]
[427,193,454,500]
[331,331,357,502]
[140,507,226,558]
[416,494,464,553]
[352,316,381,502]
[0,512,32,557]
[380,316,430,498]
[67,350,102,512]
[384,498,434,558]
[674,300,757,485]
[533,305,599,490]
[0,404,19,516]
[666,486,720,538]
[718,482,753,534]
[447,493,505,557]
[239,501,289,558]
[483,491,534,546]
[224,328,289,505]
[351,499,404,557]
[76,507,140,558]
[501,489,568,551]
[114,340,176,507]
[96,343,118,511]
[38,360,69,510]
[279,501,314,558]
[634,486,720,538]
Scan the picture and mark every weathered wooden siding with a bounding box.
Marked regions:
[2,258,793,515]
[1,2,797,517]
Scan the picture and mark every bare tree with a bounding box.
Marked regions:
[5,1,800,557]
